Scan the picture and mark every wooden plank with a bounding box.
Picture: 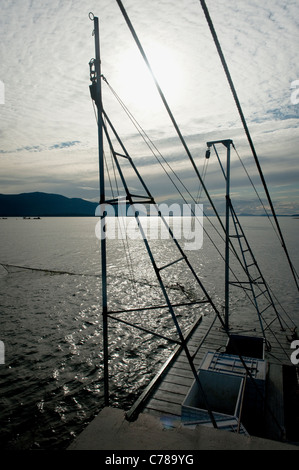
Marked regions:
[163,372,193,386]
[142,407,180,421]
[151,388,186,405]
[145,398,181,416]
[139,318,230,417]
[156,380,190,396]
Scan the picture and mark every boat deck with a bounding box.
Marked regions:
[126,313,296,441]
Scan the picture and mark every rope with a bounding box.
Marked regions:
[102,77,297,336]
[115,0,226,240]
[196,156,209,203]
[92,95,139,298]
[0,262,193,295]
[198,0,299,291]
[103,77,248,290]
[232,143,278,237]
[233,143,299,293]
[113,1,293,328]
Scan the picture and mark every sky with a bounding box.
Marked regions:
[0,0,299,215]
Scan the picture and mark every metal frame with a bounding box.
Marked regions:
[89,15,223,426]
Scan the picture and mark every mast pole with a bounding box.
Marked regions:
[90,14,109,406]
[207,139,232,331]
[225,142,231,331]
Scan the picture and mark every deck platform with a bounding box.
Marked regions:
[126,313,297,443]
[68,313,299,450]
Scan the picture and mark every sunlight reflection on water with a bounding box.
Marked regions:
[0,216,298,449]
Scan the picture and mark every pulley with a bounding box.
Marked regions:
[89,58,97,83]
[205,148,211,159]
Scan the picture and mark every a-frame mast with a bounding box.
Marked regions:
[88,14,224,425]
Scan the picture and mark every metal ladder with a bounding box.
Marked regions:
[228,200,284,339]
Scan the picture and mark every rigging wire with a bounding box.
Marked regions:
[232,144,299,304]
[198,0,299,292]
[95,92,207,316]
[113,0,294,334]
[196,156,209,203]
[103,78,233,268]
[114,1,298,345]
[94,5,297,343]
[233,144,295,251]
[102,76,296,332]
[0,262,191,293]
[229,144,297,328]
[115,0,226,240]
[94,101,143,309]
[88,10,296,432]
[232,144,277,230]
[5,258,293,331]
[103,77,223,242]
[87,8,296,432]
[116,0,298,291]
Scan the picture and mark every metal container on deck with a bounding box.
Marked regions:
[199,350,267,434]
[225,334,265,359]
[181,370,247,434]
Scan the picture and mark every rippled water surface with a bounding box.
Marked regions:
[0,216,298,449]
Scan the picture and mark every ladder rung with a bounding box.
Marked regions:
[115,152,128,159]
[255,289,268,299]
[229,281,252,291]
[259,304,272,315]
[105,197,127,205]
[246,262,256,268]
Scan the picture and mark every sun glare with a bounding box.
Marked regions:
[116,42,182,112]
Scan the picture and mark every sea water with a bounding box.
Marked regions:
[0,216,298,449]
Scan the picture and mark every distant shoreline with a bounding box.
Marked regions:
[0,192,298,217]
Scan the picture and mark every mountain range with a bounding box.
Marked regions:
[0,192,98,217]
[0,192,297,217]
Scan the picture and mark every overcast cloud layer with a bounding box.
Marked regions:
[0,0,298,214]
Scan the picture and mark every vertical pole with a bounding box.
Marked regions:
[93,16,109,406]
[224,142,231,331]
[207,139,232,331]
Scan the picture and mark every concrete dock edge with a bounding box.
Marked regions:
[68,407,298,451]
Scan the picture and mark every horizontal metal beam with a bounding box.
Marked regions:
[107,313,181,345]
[108,299,208,315]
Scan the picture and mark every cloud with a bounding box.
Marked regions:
[0,141,81,154]
[49,141,81,150]
[0,0,298,214]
